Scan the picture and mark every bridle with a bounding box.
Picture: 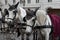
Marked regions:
[23,15,37,29]
[5,9,18,21]
[31,16,36,29]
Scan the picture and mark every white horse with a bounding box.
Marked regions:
[0,2,26,32]
[1,2,26,27]
[3,2,27,37]
[25,10,52,40]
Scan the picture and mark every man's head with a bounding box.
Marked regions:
[46,7,52,13]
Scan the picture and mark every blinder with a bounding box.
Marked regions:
[23,17,26,22]
[4,9,9,16]
[13,10,18,14]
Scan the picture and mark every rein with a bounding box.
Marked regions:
[25,15,53,29]
[32,16,36,29]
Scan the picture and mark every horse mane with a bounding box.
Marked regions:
[15,8,21,20]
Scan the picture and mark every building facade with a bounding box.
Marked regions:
[0,0,60,10]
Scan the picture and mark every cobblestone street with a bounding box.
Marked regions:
[0,30,43,40]
[0,31,34,40]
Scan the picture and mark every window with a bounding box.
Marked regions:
[13,0,15,3]
[48,0,52,2]
[36,0,39,3]
[27,0,31,3]
[20,0,22,4]
[5,0,7,5]
[22,0,25,6]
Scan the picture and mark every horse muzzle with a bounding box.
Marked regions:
[25,26,32,33]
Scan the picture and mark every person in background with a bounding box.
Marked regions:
[47,7,60,40]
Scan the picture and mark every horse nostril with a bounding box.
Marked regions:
[25,26,32,33]
[8,21,11,23]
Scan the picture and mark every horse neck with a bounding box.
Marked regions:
[14,8,20,20]
[17,7,26,19]
[14,7,27,23]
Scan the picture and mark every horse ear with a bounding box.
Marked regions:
[34,7,40,15]
[14,2,19,8]
[8,4,11,7]
[34,7,40,13]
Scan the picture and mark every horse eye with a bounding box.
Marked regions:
[32,19,35,21]
[13,10,17,13]
[4,9,9,15]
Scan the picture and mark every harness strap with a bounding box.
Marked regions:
[32,16,36,29]
[34,25,53,29]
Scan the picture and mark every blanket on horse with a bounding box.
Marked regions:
[49,13,60,40]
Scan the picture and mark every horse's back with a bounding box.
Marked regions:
[36,10,47,26]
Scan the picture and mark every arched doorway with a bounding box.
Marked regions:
[47,8,60,16]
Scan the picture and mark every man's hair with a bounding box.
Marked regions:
[47,7,52,10]
[46,7,52,13]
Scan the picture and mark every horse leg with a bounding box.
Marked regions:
[17,28,21,37]
[21,33,24,40]
[26,34,29,40]
[45,33,49,40]
[33,29,38,40]
[33,30,36,40]
[41,28,51,40]
[0,21,2,31]
[2,23,5,32]
[41,31,49,40]
[37,29,42,40]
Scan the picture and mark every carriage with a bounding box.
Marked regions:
[0,2,60,40]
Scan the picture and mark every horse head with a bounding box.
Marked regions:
[25,9,36,33]
[4,2,20,23]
